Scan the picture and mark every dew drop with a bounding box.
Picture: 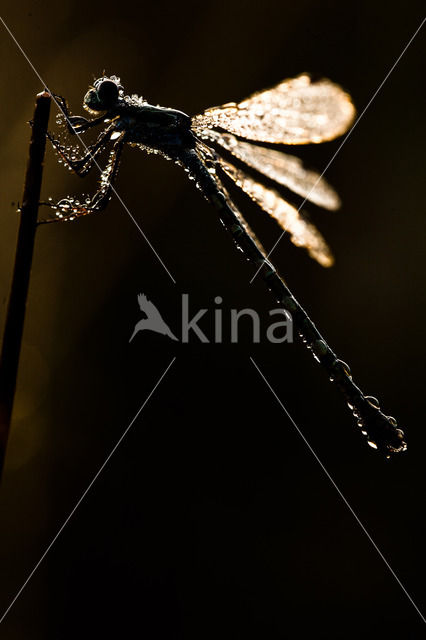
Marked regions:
[297,331,307,345]
[366,396,380,409]
[312,339,327,357]
[336,359,352,378]
[282,296,297,313]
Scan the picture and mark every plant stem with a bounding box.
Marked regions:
[0,91,51,478]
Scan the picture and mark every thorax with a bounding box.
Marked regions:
[113,101,195,150]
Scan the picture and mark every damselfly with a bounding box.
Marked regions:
[42,74,406,456]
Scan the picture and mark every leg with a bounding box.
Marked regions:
[46,123,116,177]
[181,143,405,456]
[39,137,124,223]
[44,91,114,179]
[51,92,107,135]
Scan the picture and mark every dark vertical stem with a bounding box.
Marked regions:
[0,91,51,478]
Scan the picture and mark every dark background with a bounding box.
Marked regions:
[0,1,425,638]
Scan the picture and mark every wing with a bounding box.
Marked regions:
[195,141,269,258]
[192,74,355,145]
[202,129,341,211]
[217,158,334,267]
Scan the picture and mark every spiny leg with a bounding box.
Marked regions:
[50,92,107,136]
[44,91,115,179]
[39,137,124,223]
[46,122,116,177]
[181,144,406,456]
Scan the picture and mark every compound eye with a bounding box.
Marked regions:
[96,79,119,107]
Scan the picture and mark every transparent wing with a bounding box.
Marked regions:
[192,73,355,145]
[217,158,334,267]
[202,129,341,210]
[195,141,268,257]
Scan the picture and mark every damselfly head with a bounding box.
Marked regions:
[83,75,123,113]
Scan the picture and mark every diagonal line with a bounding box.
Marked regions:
[0,356,176,625]
[249,356,426,625]
[0,15,176,284]
[250,14,426,284]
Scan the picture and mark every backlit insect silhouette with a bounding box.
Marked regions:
[43,74,406,455]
